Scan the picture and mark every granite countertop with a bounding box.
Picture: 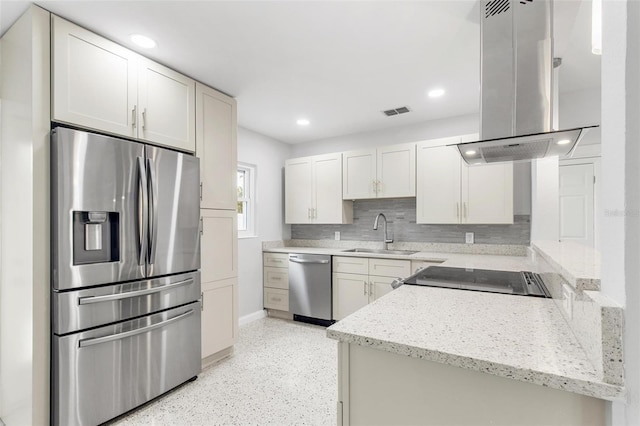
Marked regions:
[264,245,544,273]
[326,285,624,402]
[532,240,601,290]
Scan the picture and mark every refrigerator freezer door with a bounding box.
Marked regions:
[52,127,146,290]
[52,271,201,335]
[145,145,200,277]
[52,303,201,426]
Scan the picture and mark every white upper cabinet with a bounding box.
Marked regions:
[416,136,513,224]
[342,150,377,199]
[377,143,416,198]
[285,153,353,224]
[343,143,416,200]
[52,15,196,152]
[137,57,195,151]
[52,15,137,138]
[416,139,462,224]
[463,162,514,224]
[195,83,237,210]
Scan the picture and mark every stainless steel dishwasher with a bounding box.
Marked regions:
[288,253,333,326]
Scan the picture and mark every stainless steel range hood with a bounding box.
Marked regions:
[455,0,597,164]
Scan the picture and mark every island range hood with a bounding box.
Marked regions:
[455,0,597,164]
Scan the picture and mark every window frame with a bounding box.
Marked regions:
[237,162,257,239]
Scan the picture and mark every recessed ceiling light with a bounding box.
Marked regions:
[465,150,477,156]
[131,34,156,49]
[556,139,571,145]
[427,88,445,98]
[296,118,310,126]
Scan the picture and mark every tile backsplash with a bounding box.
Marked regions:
[291,198,530,245]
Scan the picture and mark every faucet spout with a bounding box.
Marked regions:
[373,213,393,250]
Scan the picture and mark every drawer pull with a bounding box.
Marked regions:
[272,297,281,302]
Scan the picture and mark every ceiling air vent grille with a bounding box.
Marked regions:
[383,106,411,117]
[485,0,510,18]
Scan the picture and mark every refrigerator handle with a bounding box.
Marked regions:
[137,157,148,266]
[147,157,159,265]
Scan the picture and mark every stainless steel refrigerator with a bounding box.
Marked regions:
[51,127,201,426]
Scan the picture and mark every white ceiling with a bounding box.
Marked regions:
[1,0,600,144]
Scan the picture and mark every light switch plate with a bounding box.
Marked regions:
[465,232,474,244]
[335,231,340,241]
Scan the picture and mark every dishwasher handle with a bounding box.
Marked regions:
[289,258,330,264]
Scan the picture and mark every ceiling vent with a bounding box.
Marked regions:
[383,106,411,117]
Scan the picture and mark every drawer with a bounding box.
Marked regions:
[263,252,289,268]
[264,267,289,290]
[264,288,289,311]
[369,258,411,278]
[410,260,445,274]
[333,256,369,275]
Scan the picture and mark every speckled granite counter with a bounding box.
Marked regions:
[532,240,601,290]
[327,285,624,401]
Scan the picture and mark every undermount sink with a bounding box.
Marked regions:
[342,248,418,255]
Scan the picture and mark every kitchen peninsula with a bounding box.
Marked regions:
[264,240,624,425]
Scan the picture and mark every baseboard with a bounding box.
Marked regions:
[239,309,267,326]
[202,346,234,370]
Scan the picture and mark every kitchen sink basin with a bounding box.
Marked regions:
[341,248,418,255]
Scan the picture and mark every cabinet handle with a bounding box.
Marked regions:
[456,202,460,219]
[273,297,281,302]
[201,292,204,311]
[142,108,147,130]
[463,202,467,219]
[200,182,203,201]
[308,208,311,219]
[200,217,203,236]
[132,105,137,128]
[313,208,317,219]
[376,180,381,194]
[363,281,367,296]
[372,180,377,194]
[369,282,374,298]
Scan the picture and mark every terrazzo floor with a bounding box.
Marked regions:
[110,316,337,426]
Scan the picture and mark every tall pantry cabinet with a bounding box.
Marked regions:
[195,83,239,365]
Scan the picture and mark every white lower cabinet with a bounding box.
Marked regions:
[332,256,411,320]
[263,253,290,311]
[201,279,237,358]
[200,209,238,360]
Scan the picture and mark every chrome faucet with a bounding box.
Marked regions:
[373,213,393,250]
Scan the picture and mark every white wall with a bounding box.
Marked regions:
[291,113,478,158]
[0,6,50,425]
[601,1,640,424]
[237,127,291,320]
[530,157,560,242]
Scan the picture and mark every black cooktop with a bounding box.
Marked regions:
[402,266,551,298]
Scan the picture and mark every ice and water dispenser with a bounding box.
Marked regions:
[72,211,120,265]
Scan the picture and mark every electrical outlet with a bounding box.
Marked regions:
[562,284,573,319]
[465,232,474,244]
[334,231,340,241]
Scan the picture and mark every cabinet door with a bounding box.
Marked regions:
[52,15,137,138]
[377,143,416,198]
[202,279,237,358]
[343,149,376,199]
[368,258,411,278]
[285,157,313,224]
[463,163,514,224]
[369,276,395,302]
[138,57,196,152]
[416,143,462,224]
[196,83,237,210]
[332,273,369,320]
[313,153,344,223]
[201,209,238,283]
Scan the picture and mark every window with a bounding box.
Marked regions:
[237,163,256,238]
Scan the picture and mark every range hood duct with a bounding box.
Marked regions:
[455,0,597,164]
